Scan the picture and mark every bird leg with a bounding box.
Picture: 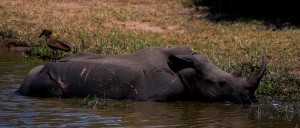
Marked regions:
[52,49,55,62]
[51,49,57,62]
[54,50,57,62]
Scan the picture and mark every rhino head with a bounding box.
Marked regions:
[168,54,267,104]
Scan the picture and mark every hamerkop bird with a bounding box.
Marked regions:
[39,29,71,62]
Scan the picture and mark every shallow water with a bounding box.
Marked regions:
[0,48,299,127]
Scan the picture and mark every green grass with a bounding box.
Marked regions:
[0,0,299,100]
[73,95,123,109]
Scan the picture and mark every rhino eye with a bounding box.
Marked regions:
[218,81,226,87]
[204,79,214,83]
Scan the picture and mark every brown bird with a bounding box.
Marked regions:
[39,29,71,62]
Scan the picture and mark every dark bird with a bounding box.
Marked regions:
[39,29,71,62]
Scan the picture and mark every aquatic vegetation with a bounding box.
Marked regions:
[74,95,123,109]
[250,99,300,120]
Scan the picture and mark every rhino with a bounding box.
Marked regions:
[17,46,267,104]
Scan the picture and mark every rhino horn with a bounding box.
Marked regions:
[232,67,242,77]
[247,56,267,90]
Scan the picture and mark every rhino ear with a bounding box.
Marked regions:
[168,55,194,73]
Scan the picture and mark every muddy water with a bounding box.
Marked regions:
[0,48,299,127]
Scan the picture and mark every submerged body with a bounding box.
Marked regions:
[17,46,266,104]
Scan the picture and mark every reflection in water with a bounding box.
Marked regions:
[0,48,299,127]
[95,101,256,127]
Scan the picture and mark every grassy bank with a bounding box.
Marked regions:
[0,0,299,100]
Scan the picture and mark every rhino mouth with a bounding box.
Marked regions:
[222,95,259,104]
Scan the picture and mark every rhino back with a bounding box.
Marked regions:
[43,57,142,99]
[18,46,194,100]
[54,48,186,100]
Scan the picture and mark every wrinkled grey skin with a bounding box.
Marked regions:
[17,46,266,104]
